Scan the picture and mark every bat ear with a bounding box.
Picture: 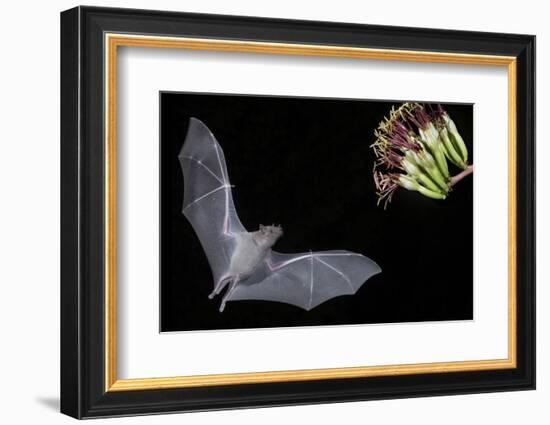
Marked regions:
[259,224,265,231]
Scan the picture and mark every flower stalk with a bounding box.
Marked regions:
[371,102,472,208]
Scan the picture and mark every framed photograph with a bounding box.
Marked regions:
[60,6,535,419]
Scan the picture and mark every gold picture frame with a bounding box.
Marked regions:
[61,6,535,419]
[104,34,517,392]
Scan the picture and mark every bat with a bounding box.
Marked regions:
[179,117,381,312]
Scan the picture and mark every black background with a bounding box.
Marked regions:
[160,92,473,332]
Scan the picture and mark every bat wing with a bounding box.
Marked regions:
[227,250,381,311]
[178,118,246,288]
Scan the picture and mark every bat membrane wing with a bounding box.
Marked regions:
[178,118,246,287]
[228,250,381,311]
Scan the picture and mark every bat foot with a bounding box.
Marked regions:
[219,302,226,312]
[210,276,233,300]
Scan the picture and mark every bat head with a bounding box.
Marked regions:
[258,224,284,247]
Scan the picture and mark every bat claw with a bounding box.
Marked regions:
[219,302,225,312]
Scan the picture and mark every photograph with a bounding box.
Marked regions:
[160,92,474,332]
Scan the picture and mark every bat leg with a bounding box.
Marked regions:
[219,276,240,312]
[209,276,232,299]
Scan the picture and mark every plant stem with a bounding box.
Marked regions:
[450,164,474,187]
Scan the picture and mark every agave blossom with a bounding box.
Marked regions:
[371,102,473,208]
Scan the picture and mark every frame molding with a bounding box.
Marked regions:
[61,6,535,419]
[104,33,518,392]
